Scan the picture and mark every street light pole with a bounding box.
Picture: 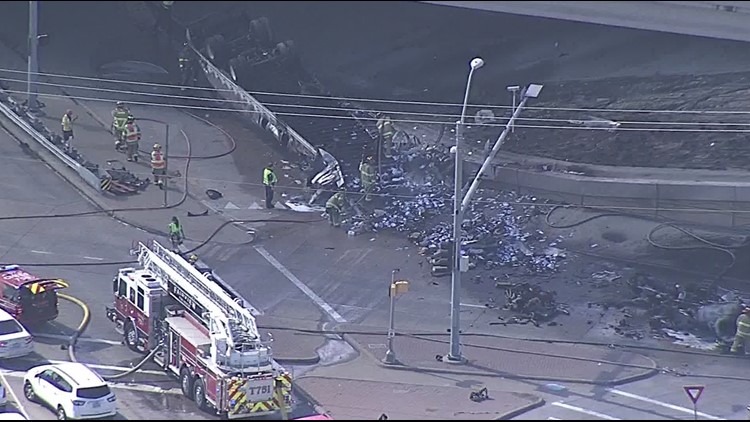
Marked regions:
[27,0,39,111]
[446,57,483,363]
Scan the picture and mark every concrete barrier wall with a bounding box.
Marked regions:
[468,159,750,228]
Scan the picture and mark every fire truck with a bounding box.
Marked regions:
[105,241,292,418]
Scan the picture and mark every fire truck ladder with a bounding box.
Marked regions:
[136,241,269,368]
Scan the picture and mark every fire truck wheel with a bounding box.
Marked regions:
[193,379,208,411]
[124,321,139,353]
[180,367,195,399]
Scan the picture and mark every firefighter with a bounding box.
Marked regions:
[123,115,142,162]
[376,113,396,158]
[61,109,77,145]
[359,155,377,202]
[730,306,750,355]
[326,188,346,227]
[263,163,277,209]
[111,101,130,148]
[151,143,167,188]
[168,216,184,252]
[178,42,196,88]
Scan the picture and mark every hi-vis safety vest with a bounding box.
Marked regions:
[377,116,395,139]
[359,162,376,185]
[737,313,750,338]
[61,114,72,132]
[263,168,277,186]
[151,150,166,169]
[124,123,141,143]
[113,108,129,126]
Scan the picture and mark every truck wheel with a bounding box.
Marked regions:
[193,379,208,411]
[124,321,139,353]
[250,17,274,49]
[180,367,194,399]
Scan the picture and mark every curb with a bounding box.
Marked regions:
[292,375,332,419]
[495,395,545,420]
[340,331,659,386]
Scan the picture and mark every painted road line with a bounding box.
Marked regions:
[34,333,122,346]
[605,388,724,420]
[0,371,30,420]
[82,256,104,261]
[30,250,52,255]
[547,417,561,420]
[254,246,347,323]
[13,358,168,377]
[551,402,620,420]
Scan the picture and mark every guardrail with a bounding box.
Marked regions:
[186,30,318,161]
[0,100,102,193]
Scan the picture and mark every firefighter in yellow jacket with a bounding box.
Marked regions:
[359,155,377,202]
[731,306,750,355]
[123,115,142,162]
[326,188,346,227]
[376,113,396,158]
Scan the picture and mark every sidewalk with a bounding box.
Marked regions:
[295,376,543,420]
[344,327,658,385]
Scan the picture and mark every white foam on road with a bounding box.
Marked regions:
[254,246,346,323]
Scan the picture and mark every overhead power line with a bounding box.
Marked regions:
[2,75,750,128]
[5,88,750,134]
[2,66,750,116]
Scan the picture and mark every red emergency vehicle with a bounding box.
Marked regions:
[106,241,292,419]
[0,265,68,325]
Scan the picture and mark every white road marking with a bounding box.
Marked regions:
[460,303,487,308]
[254,246,347,323]
[0,371,30,420]
[547,417,562,420]
[551,402,620,420]
[30,250,52,255]
[0,369,181,395]
[82,256,104,261]
[33,333,122,346]
[606,388,724,420]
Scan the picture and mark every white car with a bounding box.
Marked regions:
[0,412,27,420]
[0,309,33,359]
[23,363,116,420]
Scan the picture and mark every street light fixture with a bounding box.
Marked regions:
[446,81,543,364]
[383,269,409,365]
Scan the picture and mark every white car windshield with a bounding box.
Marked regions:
[0,320,23,335]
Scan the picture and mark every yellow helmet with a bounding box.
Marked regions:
[153,143,161,150]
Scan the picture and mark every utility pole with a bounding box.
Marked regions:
[163,124,169,207]
[27,0,39,111]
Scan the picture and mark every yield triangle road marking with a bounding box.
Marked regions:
[248,202,263,210]
[224,201,240,210]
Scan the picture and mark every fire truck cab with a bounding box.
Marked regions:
[0,265,68,326]
[106,241,292,419]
